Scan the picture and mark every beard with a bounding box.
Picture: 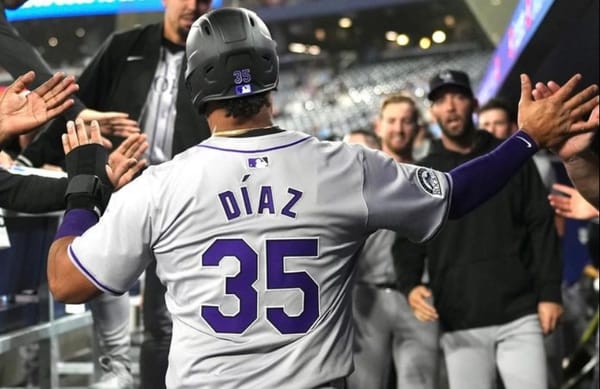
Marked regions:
[383,134,414,157]
[177,26,191,42]
[439,120,475,145]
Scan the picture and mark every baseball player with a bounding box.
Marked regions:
[46,7,598,389]
[345,98,440,389]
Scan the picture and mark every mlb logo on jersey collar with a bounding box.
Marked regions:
[248,157,269,168]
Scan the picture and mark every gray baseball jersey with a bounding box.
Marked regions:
[354,229,398,284]
[69,130,451,388]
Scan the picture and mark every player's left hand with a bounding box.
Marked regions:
[0,71,78,142]
[108,132,148,190]
[62,119,144,190]
[537,302,563,335]
[518,73,598,149]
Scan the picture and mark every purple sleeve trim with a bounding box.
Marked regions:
[54,209,98,240]
[68,245,124,295]
[448,130,538,219]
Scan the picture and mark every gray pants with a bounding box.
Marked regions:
[90,292,131,366]
[441,314,546,389]
[347,283,439,389]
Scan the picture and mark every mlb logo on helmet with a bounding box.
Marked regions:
[235,84,253,95]
[248,157,269,168]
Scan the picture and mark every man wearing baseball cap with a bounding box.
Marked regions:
[396,69,562,389]
[427,69,474,100]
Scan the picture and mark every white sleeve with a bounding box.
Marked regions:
[69,174,157,295]
[361,149,451,243]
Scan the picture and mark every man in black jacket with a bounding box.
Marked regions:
[17,1,213,388]
[395,70,563,389]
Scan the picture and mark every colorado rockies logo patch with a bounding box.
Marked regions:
[417,168,443,198]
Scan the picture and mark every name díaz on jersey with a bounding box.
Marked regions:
[218,186,303,221]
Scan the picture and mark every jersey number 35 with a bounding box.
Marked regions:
[201,238,319,335]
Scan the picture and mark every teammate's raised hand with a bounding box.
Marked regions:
[77,108,141,137]
[0,71,78,144]
[518,73,598,149]
[531,79,599,160]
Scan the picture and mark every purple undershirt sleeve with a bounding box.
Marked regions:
[54,208,98,240]
[448,130,539,219]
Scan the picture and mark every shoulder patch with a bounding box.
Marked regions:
[416,168,443,198]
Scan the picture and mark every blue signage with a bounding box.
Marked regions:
[476,0,555,103]
[6,0,222,21]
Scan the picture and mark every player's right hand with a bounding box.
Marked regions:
[408,285,438,322]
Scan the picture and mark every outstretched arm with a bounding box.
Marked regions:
[448,73,598,219]
[560,139,599,208]
[48,120,146,302]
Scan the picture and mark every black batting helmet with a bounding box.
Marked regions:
[185,7,279,111]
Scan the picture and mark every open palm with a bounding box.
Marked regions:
[0,71,78,138]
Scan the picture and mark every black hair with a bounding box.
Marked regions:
[205,92,271,120]
[478,97,516,124]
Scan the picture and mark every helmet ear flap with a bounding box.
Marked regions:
[184,7,279,110]
[185,58,218,112]
[184,67,203,111]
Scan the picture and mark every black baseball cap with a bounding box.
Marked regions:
[427,69,473,101]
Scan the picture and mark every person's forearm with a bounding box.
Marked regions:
[0,171,67,213]
[564,150,599,208]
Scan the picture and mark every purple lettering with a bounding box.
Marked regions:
[258,186,275,214]
[218,191,241,220]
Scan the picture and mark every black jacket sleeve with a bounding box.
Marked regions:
[17,120,66,167]
[519,159,563,303]
[0,169,66,213]
[18,32,126,167]
[0,9,85,119]
[393,233,428,297]
[74,33,121,110]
